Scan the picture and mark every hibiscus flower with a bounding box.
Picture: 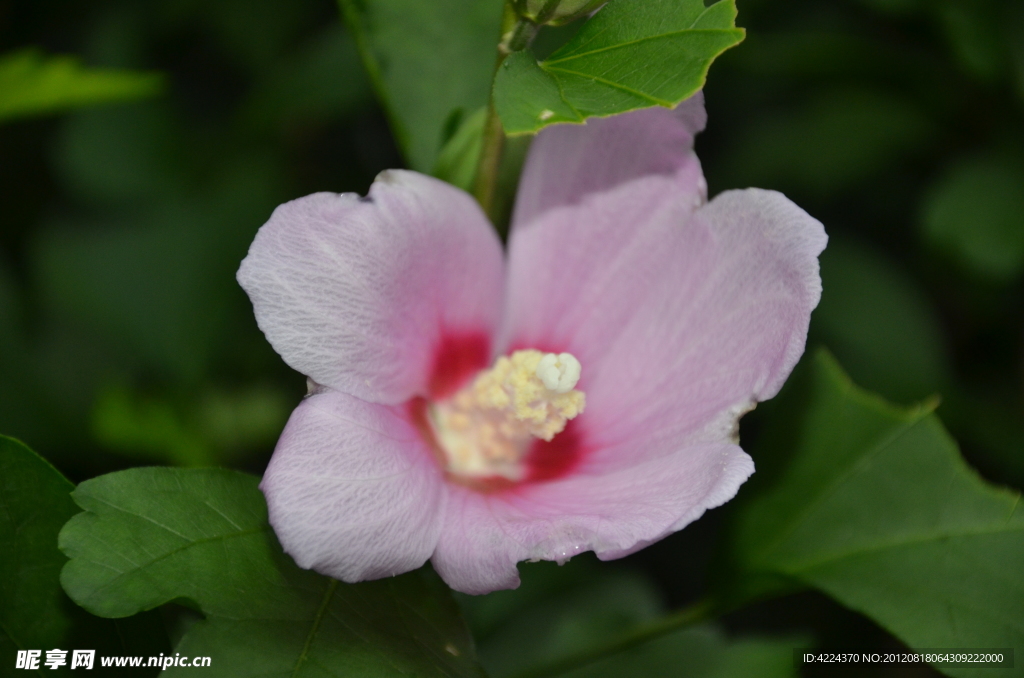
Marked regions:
[237,93,826,595]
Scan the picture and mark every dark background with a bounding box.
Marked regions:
[2,0,1021,675]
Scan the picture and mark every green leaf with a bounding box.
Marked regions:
[727,351,1024,677]
[1,435,168,675]
[475,566,664,677]
[494,0,745,135]
[59,467,485,677]
[337,0,504,171]
[920,153,1024,283]
[810,239,1024,487]
[0,49,162,123]
[458,557,636,642]
[433,107,487,193]
[1,435,78,661]
[461,559,797,678]
[550,627,798,678]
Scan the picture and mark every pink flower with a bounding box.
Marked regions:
[237,94,826,595]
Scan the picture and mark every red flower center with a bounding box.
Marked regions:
[410,332,588,492]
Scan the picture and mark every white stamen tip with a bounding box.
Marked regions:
[536,352,581,393]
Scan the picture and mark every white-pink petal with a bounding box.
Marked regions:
[505,181,825,469]
[237,170,504,405]
[261,389,445,582]
[512,94,708,227]
[431,441,752,595]
[584,188,827,457]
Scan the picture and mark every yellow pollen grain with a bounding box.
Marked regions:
[431,349,586,480]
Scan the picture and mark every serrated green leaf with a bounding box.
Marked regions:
[727,351,1024,678]
[0,49,162,123]
[337,0,504,171]
[494,0,744,135]
[58,467,485,678]
[1,435,168,676]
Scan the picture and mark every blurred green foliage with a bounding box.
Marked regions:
[338,0,503,171]
[463,560,665,676]
[459,557,801,678]
[433,106,487,193]
[549,627,798,678]
[921,152,1024,282]
[1,0,389,477]
[2,0,1023,675]
[813,237,950,403]
[702,0,1024,495]
[0,48,161,122]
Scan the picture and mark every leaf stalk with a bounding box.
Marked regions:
[472,5,539,222]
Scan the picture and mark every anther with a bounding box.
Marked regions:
[429,349,586,480]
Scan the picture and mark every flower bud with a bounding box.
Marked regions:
[517,0,606,26]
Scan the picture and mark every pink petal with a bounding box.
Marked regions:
[431,441,752,594]
[487,184,823,581]
[237,170,504,405]
[260,389,445,582]
[512,93,707,227]
[504,183,825,468]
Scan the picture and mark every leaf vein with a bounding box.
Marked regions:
[788,523,1024,573]
[290,579,337,678]
[542,66,669,105]
[544,28,741,66]
[752,416,923,563]
[82,527,267,601]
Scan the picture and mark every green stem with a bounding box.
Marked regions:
[472,103,507,223]
[472,7,539,222]
[504,18,541,53]
[532,0,566,25]
[506,596,719,678]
